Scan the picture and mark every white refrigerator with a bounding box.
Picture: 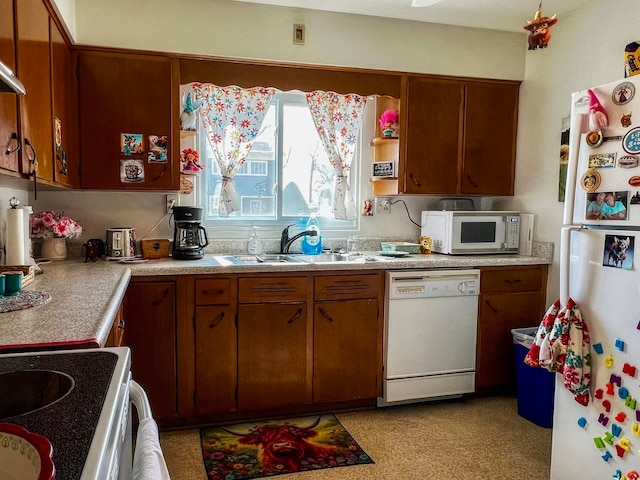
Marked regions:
[551,76,640,479]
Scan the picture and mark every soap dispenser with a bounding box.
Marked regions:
[301,214,322,254]
[247,226,263,254]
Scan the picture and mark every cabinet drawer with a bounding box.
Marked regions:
[196,278,233,305]
[480,266,546,294]
[239,277,310,303]
[314,273,380,301]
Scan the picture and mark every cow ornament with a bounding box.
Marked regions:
[524,1,558,50]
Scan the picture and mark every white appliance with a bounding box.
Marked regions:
[378,269,479,406]
[421,210,520,254]
[551,76,640,479]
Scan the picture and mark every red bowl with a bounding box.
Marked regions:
[0,423,55,480]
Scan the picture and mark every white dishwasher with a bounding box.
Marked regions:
[378,269,480,407]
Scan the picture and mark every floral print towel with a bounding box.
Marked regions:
[525,298,592,406]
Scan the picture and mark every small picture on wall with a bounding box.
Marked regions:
[147,135,168,163]
[603,234,634,270]
[120,159,145,183]
[121,133,144,156]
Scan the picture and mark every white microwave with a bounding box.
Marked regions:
[421,210,520,255]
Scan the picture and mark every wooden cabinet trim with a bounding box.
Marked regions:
[239,276,310,303]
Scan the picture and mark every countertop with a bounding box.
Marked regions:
[0,261,131,350]
[0,245,552,350]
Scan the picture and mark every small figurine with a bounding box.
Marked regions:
[523,1,557,51]
[84,238,105,262]
[180,92,203,131]
[588,89,609,131]
[379,110,399,138]
[180,148,203,174]
[362,199,373,216]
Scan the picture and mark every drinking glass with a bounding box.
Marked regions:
[347,235,361,253]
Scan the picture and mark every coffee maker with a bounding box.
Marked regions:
[171,206,209,260]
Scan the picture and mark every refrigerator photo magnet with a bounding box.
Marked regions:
[147,135,168,163]
[602,234,634,270]
[121,133,144,156]
[585,191,629,220]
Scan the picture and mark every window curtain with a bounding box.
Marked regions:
[305,91,367,220]
[192,83,276,216]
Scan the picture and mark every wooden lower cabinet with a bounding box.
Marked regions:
[237,302,311,410]
[475,265,548,394]
[105,302,125,347]
[313,298,380,402]
[123,280,177,420]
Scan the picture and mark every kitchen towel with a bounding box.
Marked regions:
[132,418,170,480]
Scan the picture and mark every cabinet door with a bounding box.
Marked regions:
[401,77,463,194]
[314,299,380,402]
[237,303,311,411]
[195,305,237,415]
[16,0,53,182]
[124,281,177,419]
[0,0,19,174]
[462,82,518,195]
[78,51,178,190]
[49,19,76,187]
[476,291,544,391]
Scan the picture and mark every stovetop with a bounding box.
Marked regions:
[0,347,129,479]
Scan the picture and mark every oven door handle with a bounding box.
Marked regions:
[129,380,152,421]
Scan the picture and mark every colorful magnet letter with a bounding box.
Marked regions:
[611,374,622,387]
[612,424,623,437]
[605,355,615,368]
[607,383,616,396]
[602,451,613,461]
[628,470,639,480]
[623,363,637,377]
[616,444,627,458]
[633,422,640,437]
[596,389,604,399]
[599,413,610,426]
[594,437,606,448]
[616,339,626,352]
[593,343,604,354]
[578,417,588,428]
[616,412,628,423]
[620,438,632,451]
[620,387,630,400]
[603,400,612,413]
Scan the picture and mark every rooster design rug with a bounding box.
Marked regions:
[200,414,373,479]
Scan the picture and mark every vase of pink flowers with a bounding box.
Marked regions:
[31,210,82,261]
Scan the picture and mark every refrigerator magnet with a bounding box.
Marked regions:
[581,169,601,192]
[623,127,640,155]
[588,153,616,169]
[603,234,634,270]
[612,81,635,105]
[147,135,168,163]
[619,155,639,168]
[120,133,144,156]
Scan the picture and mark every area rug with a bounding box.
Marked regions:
[200,414,374,479]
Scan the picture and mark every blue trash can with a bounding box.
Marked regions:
[512,327,555,428]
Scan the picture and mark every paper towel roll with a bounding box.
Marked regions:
[6,208,24,266]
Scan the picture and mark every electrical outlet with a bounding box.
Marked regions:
[375,196,391,215]
[166,194,179,213]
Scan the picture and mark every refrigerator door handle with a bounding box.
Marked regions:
[560,226,582,305]
[563,113,586,226]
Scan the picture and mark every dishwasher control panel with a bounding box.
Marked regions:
[387,269,479,299]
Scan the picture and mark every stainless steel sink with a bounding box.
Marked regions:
[292,253,363,263]
[0,370,75,419]
[224,254,303,265]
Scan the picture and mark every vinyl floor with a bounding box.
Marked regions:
[159,395,552,480]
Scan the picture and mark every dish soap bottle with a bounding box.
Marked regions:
[301,214,322,254]
[247,226,263,254]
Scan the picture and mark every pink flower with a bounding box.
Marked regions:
[31,210,82,239]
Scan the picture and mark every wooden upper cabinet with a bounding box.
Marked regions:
[400,76,519,196]
[401,77,463,194]
[15,0,53,183]
[462,82,519,195]
[49,18,76,187]
[0,0,19,175]
[77,51,179,190]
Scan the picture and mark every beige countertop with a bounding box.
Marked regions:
[0,244,552,350]
[0,261,131,351]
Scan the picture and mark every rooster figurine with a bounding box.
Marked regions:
[180,92,203,131]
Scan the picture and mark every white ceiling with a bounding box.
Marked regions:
[232,0,583,33]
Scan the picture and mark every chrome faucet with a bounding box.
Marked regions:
[280,224,318,253]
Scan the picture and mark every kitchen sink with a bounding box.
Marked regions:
[224,254,304,265]
[0,369,75,419]
[291,252,364,263]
